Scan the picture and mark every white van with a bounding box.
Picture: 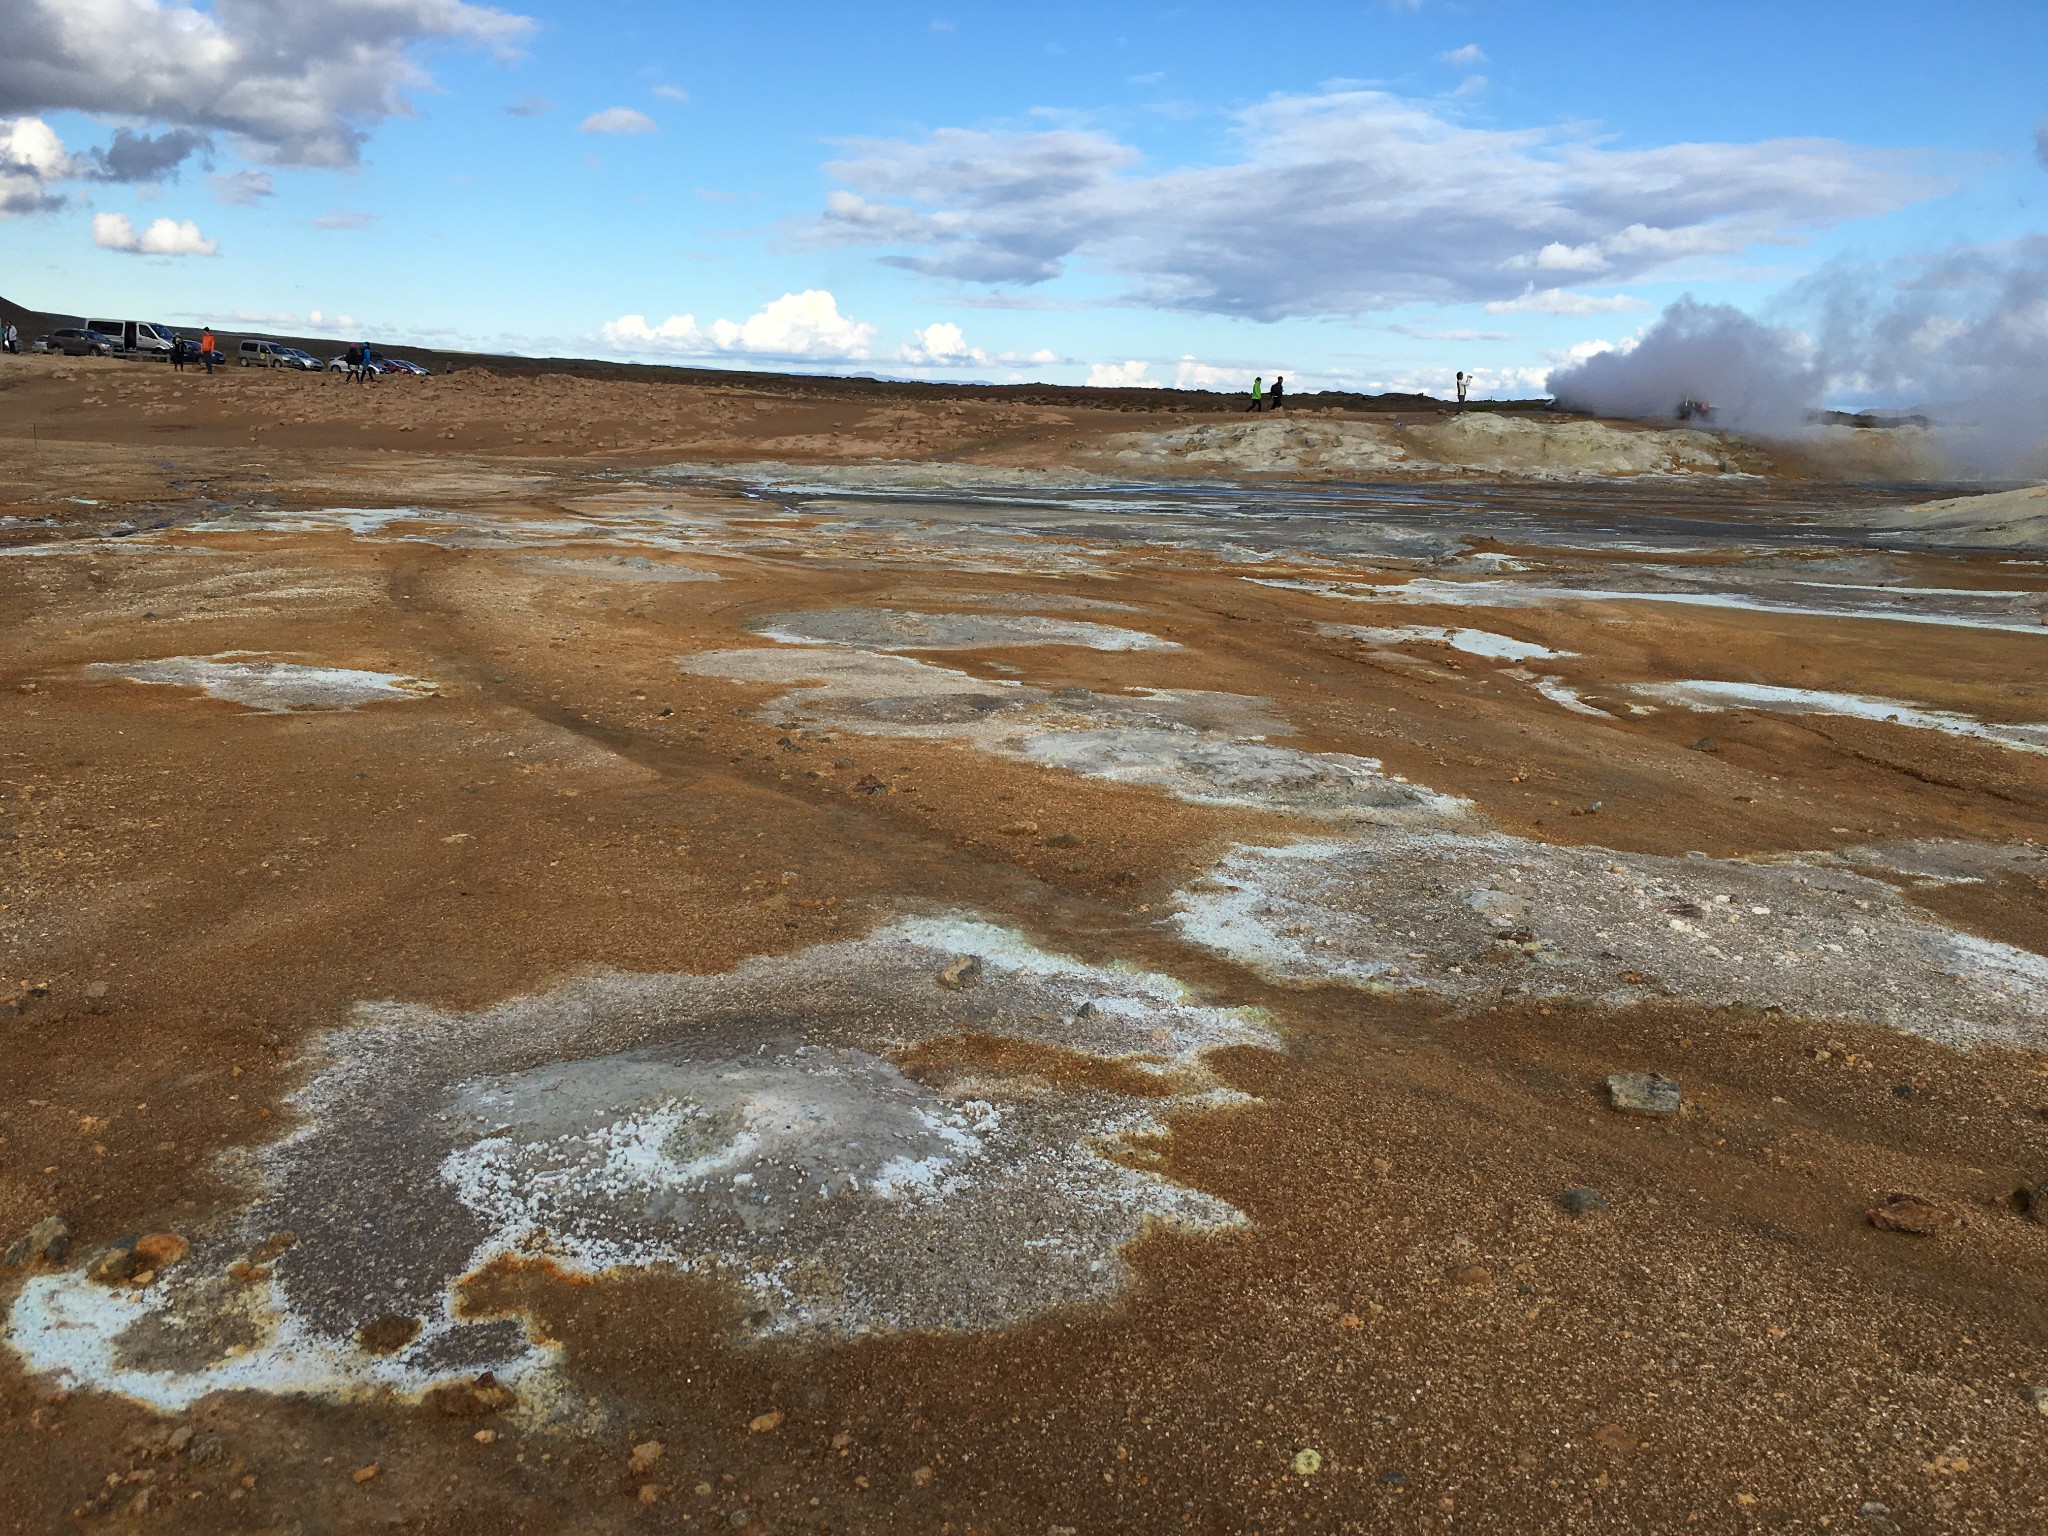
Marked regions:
[85,319,176,359]
[238,339,296,368]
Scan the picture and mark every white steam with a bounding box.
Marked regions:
[1547,298,1821,435]
[1547,238,2048,477]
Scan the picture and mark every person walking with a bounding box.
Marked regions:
[1270,375,1286,411]
[170,332,185,372]
[360,341,377,383]
[344,342,362,382]
[1455,371,1469,410]
[200,326,216,374]
[1245,375,1263,412]
[3,322,16,355]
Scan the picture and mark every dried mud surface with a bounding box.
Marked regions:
[3,357,2048,1535]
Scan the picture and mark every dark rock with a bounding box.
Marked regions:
[357,1314,423,1355]
[937,955,983,991]
[87,1239,141,1285]
[1605,1072,1680,1116]
[1043,833,1081,848]
[1690,736,1720,752]
[1379,1469,1408,1488]
[1557,1187,1609,1218]
[4,1215,71,1266]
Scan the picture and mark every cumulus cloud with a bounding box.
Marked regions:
[898,321,985,365]
[1086,360,1153,387]
[602,290,878,362]
[651,85,689,103]
[0,0,531,168]
[211,168,274,204]
[0,114,79,213]
[1440,44,1486,66]
[580,107,657,135]
[92,211,218,255]
[812,89,1945,321]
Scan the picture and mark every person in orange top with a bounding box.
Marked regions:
[199,327,216,374]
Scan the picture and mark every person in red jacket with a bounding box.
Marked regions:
[200,327,216,374]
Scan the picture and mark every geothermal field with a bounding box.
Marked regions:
[5,357,2048,1533]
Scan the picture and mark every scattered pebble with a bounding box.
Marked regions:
[1605,1072,1681,1116]
[628,1440,664,1475]
[133,1232,189,1270]
[1450,1264,1493,1288]
[1867,1192,1956,1235]
[936,955,983,990]
[351,1464,380,1484]
[1291,1447,1323,1475]
[747,1412,783,1434]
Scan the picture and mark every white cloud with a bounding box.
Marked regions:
[1441,44,1487,66]
[210,168,274,205]
[92,211,218,255]
[1086,360,1152,387]
[580,107,657,135]
[1388,324,1521,342]
[1170,356,1249,389]
[1484,287,1651,316]
[651,85,689,102]
[602,290,878,361]
[0,114,80,213]
[898,321,986,365]
[813,88,1946,321]
[1,0,532,168]
[312,208,379,231]
[505,95,551,117]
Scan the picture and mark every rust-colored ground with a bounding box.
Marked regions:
[3,355,2046,1535]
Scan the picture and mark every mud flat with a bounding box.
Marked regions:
[3,360,2047,1533]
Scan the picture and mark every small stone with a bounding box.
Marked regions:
[1591,1423,1637,1452]
[936,956,982,991]
[629,1440,665,1475]
[747,1411,783,1434]
[1557,1187,1609,1218]
[1338,1312,1365,1330]
[351,1464,379,1484]
[87,1241,139,1285]
[2021,1180,2048,1224]
[356,1315,421,1355]
[910,1465,934,1487]
[1691,736,1720,752]
[2028,1385,2048,1417]
[997,819,1039,836]
[1450,1264,1493,1288]
[638,1484,661,1505]
[473,1430,496,1445]
[132,1233,189,1270]
[1291,1448,1323,1476]
[1605,1072,1680,1116]
[1380,1468,1408,1487]
[1868,1192,1956,1235]
[4,1215,71,1266]
[1858,1501,1899,1533]
[1043,832,1081,848]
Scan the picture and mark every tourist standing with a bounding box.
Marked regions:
[200,326,216,374]
[1455,371,1469,410]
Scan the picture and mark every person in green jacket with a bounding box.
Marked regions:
[1245,375,1263,412]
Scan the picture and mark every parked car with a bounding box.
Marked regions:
[86,319,176,359]
[32,335,54,354]
[238,339,301,368]
[326,354,389,375]
[280,348,323,371]
[50,327,117,356]
[380,358,429,376]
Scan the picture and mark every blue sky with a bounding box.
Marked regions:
[3,0,2042,399]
